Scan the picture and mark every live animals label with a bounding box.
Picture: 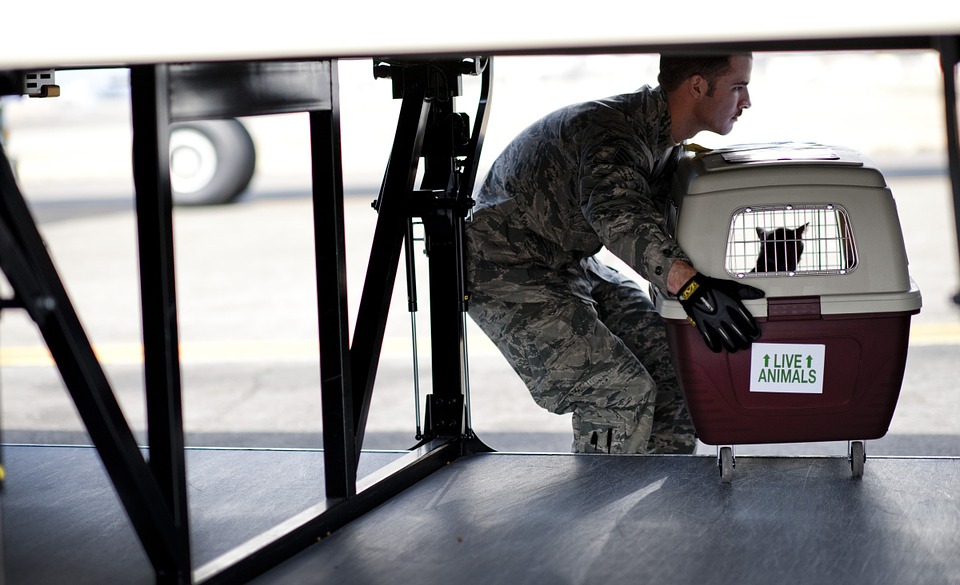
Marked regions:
[749,343,825,394]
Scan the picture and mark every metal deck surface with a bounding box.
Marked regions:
[4,445,960,584]
[1,445,404,584]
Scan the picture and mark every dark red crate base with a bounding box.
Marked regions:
[664,311,916,446]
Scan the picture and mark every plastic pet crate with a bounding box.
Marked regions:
[653,143,922,481]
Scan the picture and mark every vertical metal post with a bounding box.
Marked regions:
[458,58,492,437]
[309,60,358,499]
[130,64,192,584]
[938,37,960,303]
[420,91,468,439]
[417,59,492,441]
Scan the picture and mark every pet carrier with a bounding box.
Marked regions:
[653,143,922,481]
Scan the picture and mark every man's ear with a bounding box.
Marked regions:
[690,75,707,99]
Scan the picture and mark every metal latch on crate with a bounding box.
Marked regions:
[766,295,822,321]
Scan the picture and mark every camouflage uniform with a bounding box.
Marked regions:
[465,85,697,454]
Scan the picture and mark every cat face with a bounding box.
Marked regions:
[753,224,807,273]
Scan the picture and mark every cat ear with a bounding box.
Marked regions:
[756,227,765,239]
[797,223,808,236]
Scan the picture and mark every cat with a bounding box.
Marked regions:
[752,223,807,273]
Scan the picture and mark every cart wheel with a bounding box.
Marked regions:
[849,441,865,479]
[719,446,734,483]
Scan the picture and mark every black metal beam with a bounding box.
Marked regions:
[130,65,194,584]
[418,59,493,441]
[193,438,467,585]
[350,66,432,458]
[309,60,359,500]
[419,95,469,439]
[936,37,960,305]
[166,61,334,122]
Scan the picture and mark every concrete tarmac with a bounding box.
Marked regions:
[1,54,959,457]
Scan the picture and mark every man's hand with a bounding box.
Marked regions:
[677,273,765,353]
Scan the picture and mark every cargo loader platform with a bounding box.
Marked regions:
[4,444,960,585]
[2,19,960,585]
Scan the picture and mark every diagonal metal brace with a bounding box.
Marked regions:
[0,141,190,582]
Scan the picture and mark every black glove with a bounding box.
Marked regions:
[677,273,765,353]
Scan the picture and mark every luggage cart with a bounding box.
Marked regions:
[653,143,922,482]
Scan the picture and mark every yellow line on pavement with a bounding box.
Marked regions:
[0,340,323,367]
[0,323,955,367]
[909,322,960,346]
[0,336,504,367]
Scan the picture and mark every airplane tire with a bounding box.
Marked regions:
[169,119,255,206]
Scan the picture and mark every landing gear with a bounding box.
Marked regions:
[169,119,255,206]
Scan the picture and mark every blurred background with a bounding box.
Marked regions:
[0,51,957,455]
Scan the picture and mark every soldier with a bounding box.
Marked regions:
[465,53,764,454]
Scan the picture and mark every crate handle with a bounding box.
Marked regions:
[767,296,822,321]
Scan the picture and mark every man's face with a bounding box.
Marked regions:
[695,55,753,136]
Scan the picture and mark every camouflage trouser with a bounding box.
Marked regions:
[468,256,696,454]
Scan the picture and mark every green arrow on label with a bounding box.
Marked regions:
[806,355,813,368]
[764,355,770,367]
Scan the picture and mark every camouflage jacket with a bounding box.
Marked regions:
[467,84,689,295]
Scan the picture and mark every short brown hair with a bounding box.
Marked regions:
[658,54,750,93]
